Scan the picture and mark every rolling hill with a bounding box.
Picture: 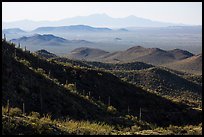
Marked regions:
[163,54,202,75]
[35,49,57,59]
[100,46,194,65]
[67,46,194,65]
[50,56,202,108]
[10,34,93,47]
[2,40,201,128]
[66,47,109,60]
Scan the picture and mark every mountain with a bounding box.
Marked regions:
[168,49,194,60]
[2,28,26,34]
[11,34,68,43]
[35,49,57,59]
[10,34,93,47]
[3,40,202,127]
[67,47,109,60]
[51,56,202,108]
[87,46,194,65]
[52,57,154,71]
[33,25,112,33]
[113,67,202,107]
[2,40,202,135]
[2,14,185,30]
[163,54,202,75]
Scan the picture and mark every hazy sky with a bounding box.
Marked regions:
[2,2,202,25]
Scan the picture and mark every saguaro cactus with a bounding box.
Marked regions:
[7,100,10,127]
[108,96,111,106]
[14,49,16,58]
[48,70,51,77]
[40,89,43,113]
[139,107,142,121]
[18,43,21,48]
[4,34,6,41]
[127,105,130,115]
[23,102,25,115]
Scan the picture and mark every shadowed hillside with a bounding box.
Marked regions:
[50,56,202,108]
[2,40,202,127]
[67,47,109,60]
[163,54,202,75]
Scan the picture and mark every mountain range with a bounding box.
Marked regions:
[2,39,202,135]
[63,46,202,75]
[10,34,93,47]
[33,25,112,33]
[35,49,202,108]
[2,14,186,30]
[66,46,194,64]
[2,28,26,34]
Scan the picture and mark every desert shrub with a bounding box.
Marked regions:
[98,73,103,76]
[9,107,23,117]
[167,125,187,135]
[131,125,141,132]
[121,77,128,82]
[63,120,114,135]
[29,112,41,119]
[65,83,76,92]
[40,114,52,124]
[107,106,117,114]
[2,106,8,115]
[19,59,31,66]
[36,68,46,75]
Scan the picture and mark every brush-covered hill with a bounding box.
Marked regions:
[163,54,202,75]
[52,57,154,71]
[112,67,202,107]
[67,47,109,60]
[35,49,57,59]
[2,40,202,134]
[67,46,194,66]
[51,56,202,108]
[99,46,194,65]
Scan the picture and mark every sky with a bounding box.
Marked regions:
[2,2,202,25]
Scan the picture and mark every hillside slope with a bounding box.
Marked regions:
[2,40,201,127]
[51,57,202,108]
[68,46,194,65]
[67,47,109,60]
[163,54,202,75]
[10,34,93,48]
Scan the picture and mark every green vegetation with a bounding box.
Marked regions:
[2,40,202,135]
[2,107,202,135]
[2,107,113,135]
[107,106,117,114]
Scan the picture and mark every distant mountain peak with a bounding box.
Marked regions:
[69,47,109,60]
[2,28,26,34]
[33,25,112,32]
[3,13,188,30]
[35,49,57,58]
[126,46,145,51]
